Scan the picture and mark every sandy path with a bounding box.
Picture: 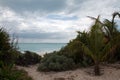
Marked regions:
[17,64,120,80]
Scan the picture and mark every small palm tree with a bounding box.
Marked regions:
[103,12,120,41]
[81,16,115,75]
[81,16,105,75]
[103,12,120,61]
[81,12,120,75]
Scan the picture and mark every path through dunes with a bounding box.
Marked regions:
[17,64,120,80]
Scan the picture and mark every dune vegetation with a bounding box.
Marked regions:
[0,28,33,80]
[0,12,120,80]
[38,12,120,76]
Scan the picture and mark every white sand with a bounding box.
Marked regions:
[17,64,120,80]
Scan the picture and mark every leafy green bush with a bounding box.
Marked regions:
[38,54,75,71]
[0,27,33,80]
[16,51,42,66]
[44,32,94,68]
[57,39,93,67]
[115,46,120,61]
[0,28,18,66]
[107,45,120,63]
[0,65,32,80]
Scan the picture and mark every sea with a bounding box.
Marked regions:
[18,43,67,55]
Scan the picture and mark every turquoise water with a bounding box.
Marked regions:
[18,43,66,54]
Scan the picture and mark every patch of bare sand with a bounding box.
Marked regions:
[17,64,120,80]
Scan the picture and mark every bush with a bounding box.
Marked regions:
[0,28,18,66]
[0,27,33,80]
[57,39,93,67]
[107,45,120,63]
[0,65,33,80]
[38,54,75,71]
[16,51,42,66]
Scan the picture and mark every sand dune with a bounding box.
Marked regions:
[17,64,120,80]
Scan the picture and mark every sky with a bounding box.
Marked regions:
[0,0,120,43]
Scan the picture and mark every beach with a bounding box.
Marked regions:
[17,63,120,80]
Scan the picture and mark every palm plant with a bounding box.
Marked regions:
[81,16,106,75]
[103,12,120,41]
[81,16,115,75]
[102,12,120,62]
[81,12,120,75]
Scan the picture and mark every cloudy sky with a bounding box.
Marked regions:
[0,0,120,43]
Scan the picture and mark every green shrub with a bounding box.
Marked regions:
[107,45,120,63]
[57,39,93,67]
[0,27,32,80]
[16,51,41,66]
[0,28,18,66]
[38,54,75,71]
[115,46,120,61]
[0,66,33,80]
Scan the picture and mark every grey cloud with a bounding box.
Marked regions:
[66,0,120,17]
[0,20,20,33]
[0,0,67,13]
[17,32,70,39]
[0,0,120,43]
[46,15,78,20]
[65,0,85,14]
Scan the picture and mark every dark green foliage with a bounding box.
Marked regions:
[58,39,93,67]
[0,28,17,66]
[115,45,120,61]
[107,44,120,63]
[60,40,84,64]
[38,12,120,74]
[0,28,10,51]
[48,32,93,67]
[38,54,75,71]
[0,27,33,80]
[43,31,94,68]
[0,65,32,80]
[16,51,41,66]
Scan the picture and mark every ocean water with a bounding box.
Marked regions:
[18,43,66,54]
